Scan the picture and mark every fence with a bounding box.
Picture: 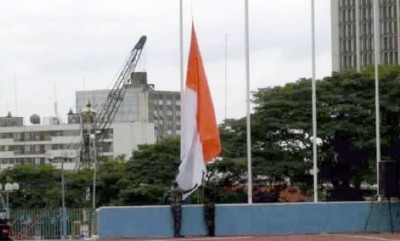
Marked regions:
[9,208,96,240]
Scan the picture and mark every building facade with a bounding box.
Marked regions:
[331,0,400,72]
[76,72,181,141]
[0,113,155,170]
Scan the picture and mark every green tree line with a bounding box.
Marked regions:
[3,66,400,209]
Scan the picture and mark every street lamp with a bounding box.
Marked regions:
[0,182,19,219]
[90,134,97,237]
[61,152,67,240]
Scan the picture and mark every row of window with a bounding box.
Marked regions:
[341,53,374,69]
[382,50,398,64]
[342,22,398,39]
[340,0,397,8]
[0,158,46,165]
[153,110,181,117]
[340,2,397,22]
[340,0,375,7]
[360,38,374,51]
[381,21,397,35]
[381,3,397,19]
[154,120,181,128]
[0,130,80,141]
[342,37,397,53]
[152,99,181,106]
[0,144,66,154]
[0,143,113,155]
[341,20,397,36]
[340,51,398,69]
[382,35,398,50]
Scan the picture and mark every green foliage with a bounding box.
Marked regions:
[4,66,400,206]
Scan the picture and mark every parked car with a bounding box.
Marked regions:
[0,195,12,240]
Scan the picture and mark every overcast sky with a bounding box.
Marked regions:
[0,0,331,125]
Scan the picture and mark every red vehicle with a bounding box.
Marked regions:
[0,196,12,240]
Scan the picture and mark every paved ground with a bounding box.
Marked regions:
[93,234,400,241]
[16,233,400,241]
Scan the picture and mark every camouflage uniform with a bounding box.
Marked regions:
[169,186,185,237]
[203,187,216,236]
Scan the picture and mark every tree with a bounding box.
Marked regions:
[119,137,181,205]
[252,66,400,200]
[0,164,61,209]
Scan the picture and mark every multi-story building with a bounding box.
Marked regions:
[0,112,155,170]
[76,72,181,140]
[331,0,400,71]
[148,90,181,140]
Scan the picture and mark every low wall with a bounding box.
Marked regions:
[97,202,400,238]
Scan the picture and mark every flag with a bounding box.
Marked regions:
[176,23,221,199]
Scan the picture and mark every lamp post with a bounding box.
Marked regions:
[0,182,19,219]
[90,134,97,237]
[61,152,67,240]
[90,134,97,211]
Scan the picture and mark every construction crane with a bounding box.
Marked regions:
[79,36,147,168]
[97,35,147,134]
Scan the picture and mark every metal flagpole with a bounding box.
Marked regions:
[179,0,184,167]
[244,0,252,204]
[373,0,381,198]
[225,34,228,121]
[311,0,318,203]
[180,0,184,109]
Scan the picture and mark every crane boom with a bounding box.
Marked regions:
[96,36,147,134]
[78,36,146,169]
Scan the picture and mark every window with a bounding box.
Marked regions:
[24,132,32,141]
[24,145,31,154]
[14,133,22,141]
[34,145,41,153]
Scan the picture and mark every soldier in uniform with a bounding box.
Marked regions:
[203,184,217,237]
[167,181,197,238]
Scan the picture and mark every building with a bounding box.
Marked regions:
[331,0,399,72]
[0,112,155,170]
[76,72,181,140]
[148,90,181,140]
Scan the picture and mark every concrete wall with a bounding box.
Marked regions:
[112,122,155,159]
[97,202,400,239]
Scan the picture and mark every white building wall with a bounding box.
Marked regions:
[0,121,155,170]
[112,122,156,159]
[331,0,340,72]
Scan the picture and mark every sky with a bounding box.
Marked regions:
[0,0,332,125]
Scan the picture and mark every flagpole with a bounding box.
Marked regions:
[179,0,184,164]
[225,34,228,121]
[311,0,318,203]
[373,0,381,198]
[179,0,184,95]
[244,0,252,204]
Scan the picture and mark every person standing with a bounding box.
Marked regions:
[167,181,197,237]
[203,185,217,236]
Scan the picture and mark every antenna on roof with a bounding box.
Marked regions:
[14,73,18,116]
[53,82,64,124]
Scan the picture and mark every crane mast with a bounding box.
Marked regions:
[79,36,147,168]
[97,35,147,134]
